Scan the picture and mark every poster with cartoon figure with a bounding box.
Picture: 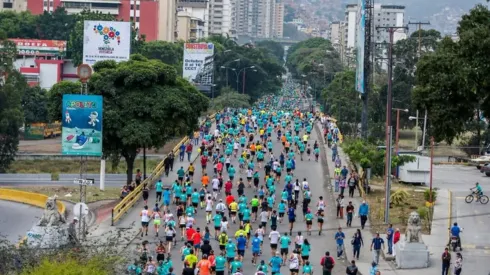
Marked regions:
[61,94,103,156]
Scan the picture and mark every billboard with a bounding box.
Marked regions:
[61,95,103,156]
[8,39,67,57]
[355,0,366,94]
[82,20,131,65]
[183,43,214,83]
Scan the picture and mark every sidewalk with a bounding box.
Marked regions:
[318,121,448,275]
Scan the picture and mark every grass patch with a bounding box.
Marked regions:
[365,179,431,234]
[6,159,160,174]
[398,128,468,157]
[6,186,121,203]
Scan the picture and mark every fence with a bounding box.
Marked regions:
[111,113,216,225]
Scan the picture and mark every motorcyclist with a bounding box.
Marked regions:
[449,222,463,250]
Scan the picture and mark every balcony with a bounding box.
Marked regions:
[190,23,197,29]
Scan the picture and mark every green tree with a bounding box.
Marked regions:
[35,7,76,40]
[0,38,27,172]
[412,5,490,145]
[211,86,251,110]
[48,56,209,183]
[47,81,81,122]
[22,86,48,124]
[0,11,38,39]
[140,40,183,74]
[256,40,284,63]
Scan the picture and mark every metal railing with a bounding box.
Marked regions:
[111,113,216,225]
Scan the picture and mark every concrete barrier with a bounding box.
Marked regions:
[0,173,51,181]
[58,173,126,182]
[0,188,65,214]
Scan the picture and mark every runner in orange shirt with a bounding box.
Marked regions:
[197,254,212,275]
[202,173,210,188]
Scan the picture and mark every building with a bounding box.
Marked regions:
[341,3,406,63]
[1,0,27,12]
[25,0,179,42]
[234,0,282,39]
[208,0,235,38]
[272,0,284,38]
[178,0,209,40]
[328,21,341,45]
[177,9,206,41]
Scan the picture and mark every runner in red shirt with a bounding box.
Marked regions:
[226,194,235,206]
[224,180,233,196]
[186,225,196,247]
[201,155,208,171]
[217,162,223,176]
[192,228,202,257]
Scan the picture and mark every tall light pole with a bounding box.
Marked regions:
[377,25,408,224]
[241,66,255,94]
[220,58,239,87]
[409,109,428,151]
[393,108,409,155]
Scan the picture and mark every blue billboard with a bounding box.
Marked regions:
[61,94,103,156]
[355,0,366,94]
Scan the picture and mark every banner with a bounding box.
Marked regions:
[355,0,366,94]
[183,43,214,83]
[82,20,131,65]
[8,39,66,56]
[61,95,103,156]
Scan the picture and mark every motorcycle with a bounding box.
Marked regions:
[451,236,459,252]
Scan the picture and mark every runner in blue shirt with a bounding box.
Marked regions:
[269,252,283,274]
[236,233,247,260]
[251,233,262,264]
[288,206,296,234]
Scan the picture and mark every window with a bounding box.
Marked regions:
[50,1,53,6]
[3,2,13,8]
[130,4,140,10]
[43,1,47,7]
[129,17,140,22]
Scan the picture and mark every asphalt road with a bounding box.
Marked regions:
[118,110,346,274]
[0,201,44,244]
[433,165,490,275]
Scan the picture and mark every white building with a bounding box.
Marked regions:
[234,0,282,39]
[208,0,235,38]
[178,0,209,38]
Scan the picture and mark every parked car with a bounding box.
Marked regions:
[471,155,490,169]
[481,163,490,176]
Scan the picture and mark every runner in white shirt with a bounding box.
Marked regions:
[317,196,326,211]
[289,251,300,274]
[294,232,304,250]
[233,142,239,157]
[220,218,229,233]
[205,196,214,223]
[178,215,186,240]
[164,210,173,224]
[216,200,227,216]
[255,226,265,248]
[272,160,279,171]
[140,205,150,237]
[212,177,220,199]
[302,178,309,190]
[186,216,195,228]
[268,228,281,255]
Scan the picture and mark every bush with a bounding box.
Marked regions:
[424,189,437,202]
[390,189,410,206]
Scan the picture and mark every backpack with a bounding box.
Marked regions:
[323,256,334,270]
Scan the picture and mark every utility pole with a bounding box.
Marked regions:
[408,21,431,58]
[361,0,374,139]
[376,25,408,224]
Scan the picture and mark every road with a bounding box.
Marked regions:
[116,105,346,274]
[0,201,43,244]
[433,165,490,275]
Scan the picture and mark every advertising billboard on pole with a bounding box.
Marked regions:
[82,20,131,66]
[61,95,103,156]
[355,0,366,94]
[183,43,214,83]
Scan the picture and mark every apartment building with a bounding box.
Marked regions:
[177,9,206,41]
[340,3,406,62]
[234,0,283,39]
[208,0,235,38]
[1,0,27,12]
[24,0,179,41]
[178,0,209,39]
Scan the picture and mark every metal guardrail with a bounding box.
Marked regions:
[111,113,216,225]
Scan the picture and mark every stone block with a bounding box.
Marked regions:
[395,242,430,269]
[26,225,70,248]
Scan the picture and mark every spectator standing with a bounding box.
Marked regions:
[334,227,345,259]
[358,201,369,230]
[320,251,335,275]
[386,224,394,255]
[442,247,451,275]
[346,260,359,275]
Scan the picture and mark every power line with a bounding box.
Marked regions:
[408,21,431,58]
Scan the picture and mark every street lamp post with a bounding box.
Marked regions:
[409,109,428,151]
[220,58,240,87]
[241,66,255,94]
[393,108,409,155]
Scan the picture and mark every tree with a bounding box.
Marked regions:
[256,40,284,63]
[0,38,27,172]
[412,5,490,145]
[0,11,38,39]
[211,87,251,110]
[35,7,76,40]
[140,40,183,74]
[47,81,81,122]
[48,55,209,183]
[22,86,48,124]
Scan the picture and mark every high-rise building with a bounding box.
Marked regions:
[208,0,235,38]
[176,9,206,41]
[234,0,282,39]
[1,0,27,12]
[341,3,406,63]
[178,0,209,40]
[24,0,178,41]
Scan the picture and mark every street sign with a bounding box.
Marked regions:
[73,202,89,218]
[77,64,92,83]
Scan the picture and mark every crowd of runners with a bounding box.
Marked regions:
[127,84,343,275]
